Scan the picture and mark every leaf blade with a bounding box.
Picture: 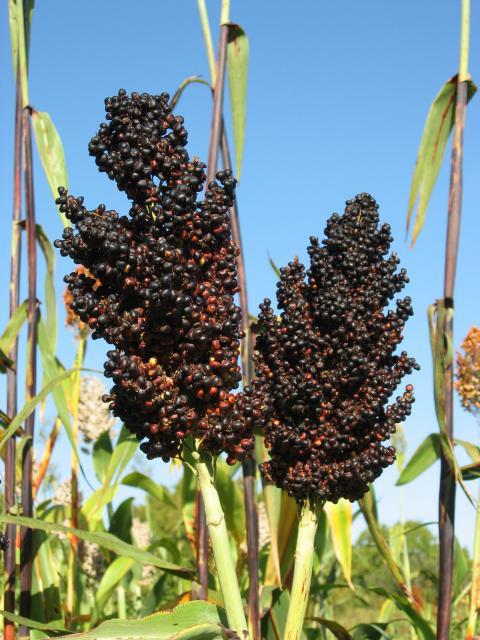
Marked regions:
[227,23,249,180]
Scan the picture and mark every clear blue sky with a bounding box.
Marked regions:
[0,1,479,548]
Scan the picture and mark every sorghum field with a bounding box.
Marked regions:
[0,1,479,639]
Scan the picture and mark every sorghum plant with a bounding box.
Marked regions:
[246,193,418,638]
[54,89,252,635]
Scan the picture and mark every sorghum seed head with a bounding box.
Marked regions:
[456,326,480,417]
[245,194,419,504]
[55,90,254,463]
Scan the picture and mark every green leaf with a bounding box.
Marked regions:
[267,588,292,640]
[0,299,28,357]
[31,530,63,628]
[407,76,476,245]
[351,623,391,639]
[307,617,352,639]
[461,461,480,481]
[92,431,113,484]
[455,438,480,463]
[268,255,281,279]
[96,556,134,609]
[0,610,67,634]
[396,433,441,485]
[109,497,133,544]
[169,75,211,110]
[227,23,248,180]
[37,318,71,436]
[324,499,353,587]
[85,426,137,524]
[36,225,57,351]
[49,601,225,639]
[31,109,68,226]
[0,368,75,450]
[122,471,177,509]
[265,490,297,586]
[0,514,193,578]
[370,587,435,640]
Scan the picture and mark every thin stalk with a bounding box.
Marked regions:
[359,493,414,602]
[32,418,61,500]
[15,0,29,108]
[67,336,87,615]
[19,106,38,639]
[466,485,480,640]
[195,451,248,636]
[437,1,470,636]
[197,0,217,87]
[220,0,230,25]
[193,13,230,600]
[116,585,127,619]
[221,132,259,639]
[284,503,318,640]
[4,67,23,640]
[206,23,228,183]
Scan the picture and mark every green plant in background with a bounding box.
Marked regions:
[1,1,480,639]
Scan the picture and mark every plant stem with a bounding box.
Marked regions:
[67,336,86,616]
[195,452,248,636]
[4,65,23,640]
[193,10,231,600]
[19,105,38,640]
[221,132,259,639]
[284,503,318,640]
[437,1,470,635]
[220,0,230,25]
[197,0,217,87]
[459,0,470,81]
[117,585,127,619]
[466,485,480,640]
[206,23,228,183]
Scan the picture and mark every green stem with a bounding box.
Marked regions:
[459,0,470,81]
[116,585,127,619]
[466,485,480,639]
[197,0,217,87]
[284,503,318,640]
[220,0,230,25]
[194,451,248,636]
[15,0,29,107]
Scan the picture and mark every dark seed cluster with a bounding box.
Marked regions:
[245,194,419,503]
[55,89,254,463]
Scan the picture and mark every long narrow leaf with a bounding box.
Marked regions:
[169,75,211,110]
[324,499,353,587]
[396,433,441,485]
[406,76,476,245]
[36,224,57,351]
[0,368,75,450]
[0,299,28,356]
[31,109,68,226]
[96,556,134,608]
[51,601,224,639]
[121,472,177,509]
[227,23,248,180]
[0,514,192,578]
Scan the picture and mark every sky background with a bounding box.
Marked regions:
[0,1,479,549]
